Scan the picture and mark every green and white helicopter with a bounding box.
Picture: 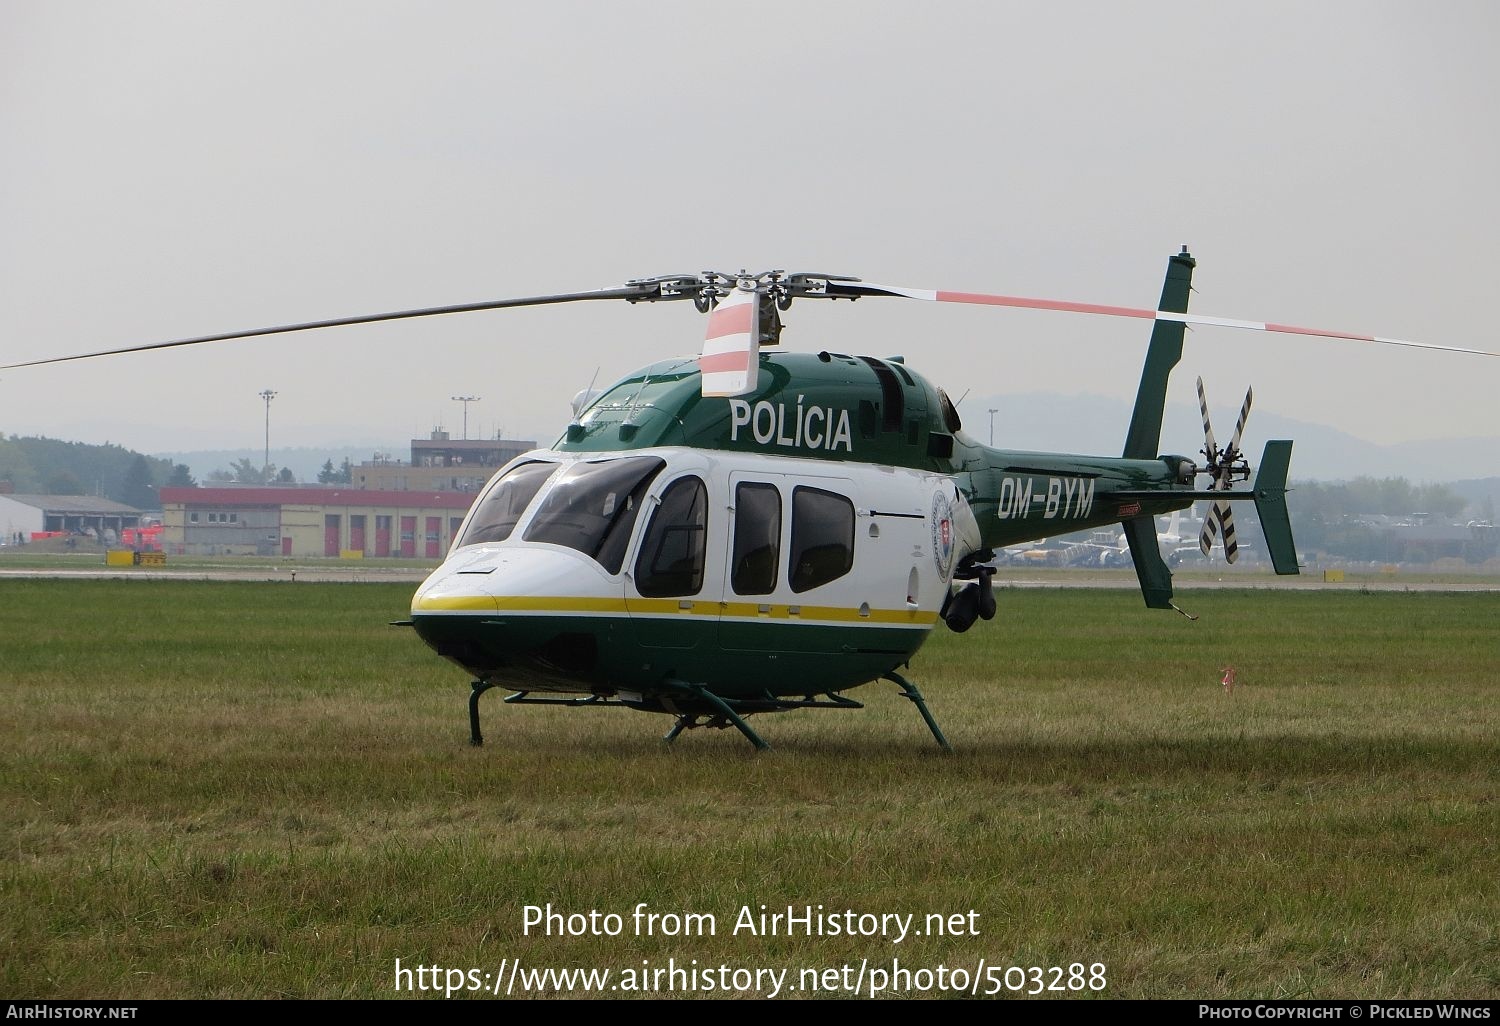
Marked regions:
[11,249,1488,750]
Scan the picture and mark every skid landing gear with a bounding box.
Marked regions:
[885,672,952,752]
[662,683,772,752]
[470,686,617,746]
[468,680,496,746]
[464,676,944,752]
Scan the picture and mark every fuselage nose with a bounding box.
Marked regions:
[412,543,591,610]
[409,543,619,684]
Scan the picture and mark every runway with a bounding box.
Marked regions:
[0,565,433,584]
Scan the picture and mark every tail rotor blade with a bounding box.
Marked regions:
[1219,502,1239,563]
[1196,376,1219,464]
[1226,386,1253,459]
[1199,503,1219,556]
[1195,379,1248,562]
[1199,501,1237,561]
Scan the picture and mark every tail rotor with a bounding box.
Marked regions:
[1196,377,1253,563]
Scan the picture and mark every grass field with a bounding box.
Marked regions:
[2,580,1496,1000]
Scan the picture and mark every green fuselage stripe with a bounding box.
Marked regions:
[411,609,933,699]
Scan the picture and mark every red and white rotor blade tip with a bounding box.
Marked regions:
[699,286,760,397]
[851,282,1498,359]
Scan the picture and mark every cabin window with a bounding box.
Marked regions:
[731,482,781,595]
[634,476,708,597]
[458,461,558,547]
[789,486,855,593]
[524,456,665,573]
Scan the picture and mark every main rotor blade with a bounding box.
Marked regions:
[18,265,1496,372]
[831,281,1500,358]
[1,285,661,371]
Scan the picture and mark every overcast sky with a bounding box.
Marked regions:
[2,1,1496,462]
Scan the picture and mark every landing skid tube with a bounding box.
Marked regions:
[885,672,952,752]
[663,682,772,751]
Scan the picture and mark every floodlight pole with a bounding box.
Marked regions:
[259,389,277,474]
[988,408,998,446]
[452,395,481,440]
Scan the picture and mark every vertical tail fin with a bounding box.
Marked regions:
[1253,440,1300,575]
[1123,247,1196,460]
[1122,248,1196,609]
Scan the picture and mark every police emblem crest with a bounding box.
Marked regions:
[931,490,956,582]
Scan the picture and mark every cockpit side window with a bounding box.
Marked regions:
[523,456,666,573]
[456,461,558,547]
[634,476,708,597]
[789,486,854,593]
[731,482,781,595]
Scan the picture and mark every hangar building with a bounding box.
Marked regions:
[352,431,537,493]
[158,486,475,557]
[0,493,144,545]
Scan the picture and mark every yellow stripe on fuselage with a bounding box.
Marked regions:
[411,593,937,626]
[414,595,625,613]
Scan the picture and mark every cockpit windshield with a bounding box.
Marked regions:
[456,461,558,548]
[522,456,666,573]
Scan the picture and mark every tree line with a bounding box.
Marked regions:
[1288,477,1470,519]
[1286,477,1494,564]
[0,434,366,508]
[199,457,352,485]
[0,434,187,508]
